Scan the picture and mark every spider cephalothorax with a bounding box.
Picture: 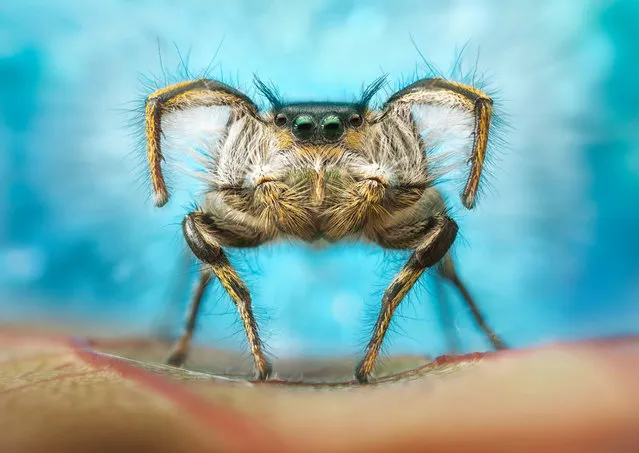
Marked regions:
[143,74,506,383]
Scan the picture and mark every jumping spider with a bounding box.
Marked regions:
[143,75,507,383]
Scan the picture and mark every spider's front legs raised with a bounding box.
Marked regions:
[173,211,271,380]
[356,215,459,383]
[384,78,493,209]
[145,79,260,207]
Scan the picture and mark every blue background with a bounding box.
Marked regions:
[1,0,638,359]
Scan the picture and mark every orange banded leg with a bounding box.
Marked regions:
[356,215,459,383]
[144,79,260,207]
[181,211,271,380]
[386,77,493,209]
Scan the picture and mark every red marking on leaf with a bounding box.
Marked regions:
[70,338,284,453]
[432,352,487,366]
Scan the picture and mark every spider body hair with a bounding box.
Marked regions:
[144,73,507,382]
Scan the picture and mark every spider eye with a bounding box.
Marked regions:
[292,115,316,140]
[349,114,363,127]
[274,113,287,127]
[321,115,344,141]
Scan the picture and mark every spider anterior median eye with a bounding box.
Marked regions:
[274,113,287,127]
[349,114,363,127]
[292,115,316,140]
[321,115,344,140]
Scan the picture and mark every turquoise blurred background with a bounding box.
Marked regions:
[1,0,638,359]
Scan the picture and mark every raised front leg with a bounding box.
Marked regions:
[357,215,459,383]
[144,79,262,207]
[382,77,494,209]
[173,210,271,380]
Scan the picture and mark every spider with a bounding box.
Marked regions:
[143,74,507,383]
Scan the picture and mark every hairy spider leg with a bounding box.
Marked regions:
[432,266,461,353]
[145,78,260,207]
[385,78,493,209]
[356,214,459,383]
[438,255,508,350]
[165,264,213,366]
[178,211,271,380]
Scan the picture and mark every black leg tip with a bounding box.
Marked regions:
[165,350,187,368]
[490,335,509,351]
